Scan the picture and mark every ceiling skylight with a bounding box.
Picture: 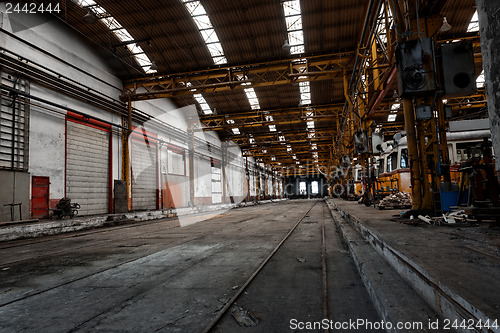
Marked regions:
[476,70,485,88]
[282,0,305,54]
[467,11,479,33]
[244,88,261,110]
[193,93,213,114]
[74,0,156,73]
[232,128,241,135]
[180,0,227,65]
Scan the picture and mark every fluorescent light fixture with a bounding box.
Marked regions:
[387,114,397,122]
[269,125,277,132]
[232,128,241,135]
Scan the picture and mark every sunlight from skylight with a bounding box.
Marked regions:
[180,0,227,65]
[299,81,311,105]
[244,88,261,110]
[467,11,479,33]
[476,70,485,88]
[193,94,213,114]
[282,0,305,54]
[74,0,156,73]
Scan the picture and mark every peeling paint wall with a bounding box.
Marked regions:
[476,0,500,174]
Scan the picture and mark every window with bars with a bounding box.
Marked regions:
[0,72,29,171]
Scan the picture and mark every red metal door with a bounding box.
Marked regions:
[32,176,49,219]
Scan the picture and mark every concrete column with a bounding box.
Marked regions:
[476,0,500,176]
[188,130,195,206]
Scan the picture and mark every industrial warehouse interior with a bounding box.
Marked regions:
[1,0,499,332]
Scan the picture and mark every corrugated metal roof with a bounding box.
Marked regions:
[40,0,480,167]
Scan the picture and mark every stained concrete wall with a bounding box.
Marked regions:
[476,0,500,175]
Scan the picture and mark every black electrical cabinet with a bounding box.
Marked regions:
[440,41,477,97]
[396,38,436,97]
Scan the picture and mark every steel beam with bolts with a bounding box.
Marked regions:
[121,52,353,101]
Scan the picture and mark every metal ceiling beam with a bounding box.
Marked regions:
[197,103,343,131]
[121,52,354,101]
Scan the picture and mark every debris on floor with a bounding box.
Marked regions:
[413,210,474,226]
[296,257,306,263]
[231,306,259,327]
[377,192,412,209]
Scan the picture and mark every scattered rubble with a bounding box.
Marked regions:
[378,192,412,209]
[231,306,259,327]
[412,210,473,226]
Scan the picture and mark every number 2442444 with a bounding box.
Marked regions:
[6,2,61,14]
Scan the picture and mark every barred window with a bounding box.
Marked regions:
[0,72,29,171]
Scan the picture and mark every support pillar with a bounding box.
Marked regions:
[188,130,195,206]
[476,0,500,177]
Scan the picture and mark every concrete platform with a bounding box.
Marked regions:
[0,200,284,242]
[327,198,500,333]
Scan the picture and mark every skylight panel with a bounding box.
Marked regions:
[288,31,304,47]
[77,0,96,6]
[269,125,277,132]
[283,0,301,16]
[193,93,213,114]
[467,11,479,33]
[285,16,303,31]
[245,88,261,110]
[200,29,219,44]
[476,70,485,88]
[182,0,206,16]
[307,120,315,129]
[73,0,155,74]
[181,0,227,65]
[232,128,241,135]
[387,114,397,122]
[282,0,305,55]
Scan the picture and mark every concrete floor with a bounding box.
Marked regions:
[330,199,500,332]
[0,200,381,333]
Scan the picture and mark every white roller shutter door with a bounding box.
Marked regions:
[66,121,109,215]
[131,139,157,210]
